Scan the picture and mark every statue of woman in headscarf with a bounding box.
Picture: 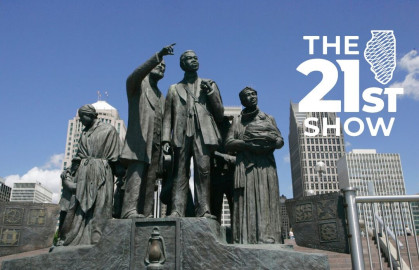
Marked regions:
[226,87,284,244]
[62,104,123,245]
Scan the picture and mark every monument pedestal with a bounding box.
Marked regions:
[286,192,349,254]
[2,218,329,270]
[0,202,59,257]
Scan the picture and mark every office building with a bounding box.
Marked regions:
[280,195,290,240]
[337,149,412,234]
[224,106,242,118]
[10,181,53,203]
[219,106,241,227]
[289,103,345,198]
[0,177,11,202]
[412,195,419,235]
[62,100,126,170]
[221,195,231,227]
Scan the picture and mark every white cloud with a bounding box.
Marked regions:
[283,154,290,163]
[5,154,64,204]
[391,73,419,100]
[345,141,352,148]
[42,153,64,169]
[399,50,419,73]
[390,50,419,100]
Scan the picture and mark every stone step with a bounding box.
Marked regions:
[364,262,392,270]
[372,237,419,269]
[329,264,353,268]
[285,237,396,270]
[284,240,352,269]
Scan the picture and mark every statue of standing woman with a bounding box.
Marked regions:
[226,87,284,244]
[62,104,123,245]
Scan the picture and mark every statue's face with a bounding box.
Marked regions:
[79,113,95,128]
[181,51,199,72]
[241,90,258,108]
[150,60,166,80]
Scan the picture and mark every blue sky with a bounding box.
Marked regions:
[1,1,418,201]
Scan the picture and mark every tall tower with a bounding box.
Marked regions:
[412,195,419,235]
[62,100,127,170]
[289,103,345,198]
[337,149,412,234]
[280,195,290,240]
[219,106,241,227]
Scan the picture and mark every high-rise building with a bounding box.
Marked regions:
[289,103,345,198]
[337,149,412,234]
[10,181,53,203]
[411,195,419,235]
[224,106,242,118]
[220,195,231,227]
[280,195,290,240]
[62,100,127,170]
[0,177,11,202]
[219,106,241,227]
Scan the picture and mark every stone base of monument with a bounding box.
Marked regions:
[0,202,60,257]
[1,218,329,270]
[286,192,350,254]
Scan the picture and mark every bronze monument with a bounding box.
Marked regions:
[62,104,123,245]
[162,50,224,218]
[226,87,284,244]
[120,44,175,219]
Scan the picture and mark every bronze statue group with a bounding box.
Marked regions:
[57,44,284,247]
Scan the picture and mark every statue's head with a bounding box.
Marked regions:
[239,86,258,108]
[150,59,166,81]
[180,50,199,72]
[78,104,98,128]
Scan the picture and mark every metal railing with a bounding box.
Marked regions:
[343,188,419,270]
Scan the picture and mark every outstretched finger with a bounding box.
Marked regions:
[168,44,175,54]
